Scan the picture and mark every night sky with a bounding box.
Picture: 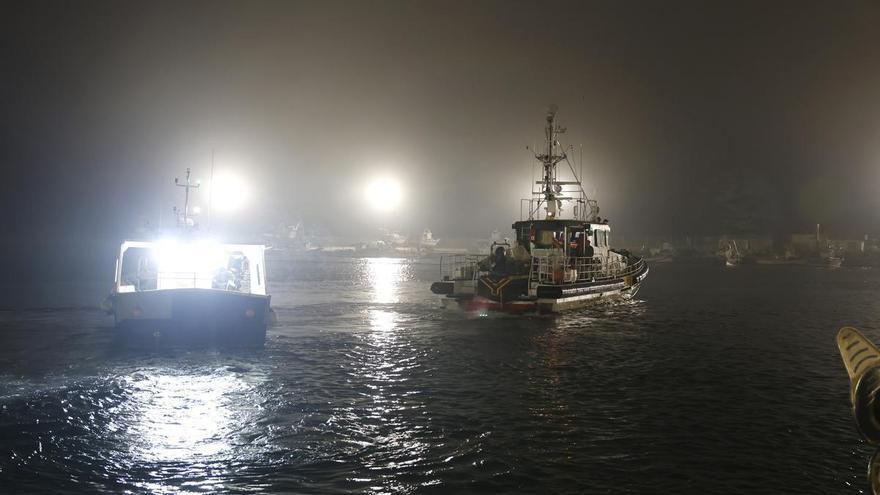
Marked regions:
[2,1,879,241]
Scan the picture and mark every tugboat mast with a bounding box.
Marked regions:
[525,106,599,223]
[534,105,567,219]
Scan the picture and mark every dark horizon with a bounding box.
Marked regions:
[2,1,879,243]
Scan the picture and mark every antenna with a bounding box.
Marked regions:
[580,143,584,220]
[521,107,599,222]
[579,143,583,185]
[174,167,200,228]
[533,105,567,219]
[208,149,215,231]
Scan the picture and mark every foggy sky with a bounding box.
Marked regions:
[2,0,879,242]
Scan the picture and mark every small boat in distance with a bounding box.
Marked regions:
[420,229,440,251]
[808,223,844,268]
[431,106,648,314]
[105,168,272,346]
[724,240,743,267]
[809,249,844,268]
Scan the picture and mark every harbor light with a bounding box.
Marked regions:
[365,177,402,212]
[209,172,250,213]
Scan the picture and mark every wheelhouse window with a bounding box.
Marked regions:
[211,252,251,293]
[119,247,157,292]
[535,230,559,249]
[117,243,262,294]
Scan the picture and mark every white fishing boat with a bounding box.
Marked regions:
[105,168,272,345]
[420,229,440,250]
[431,107,648,314]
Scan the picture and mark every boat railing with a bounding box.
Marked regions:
[127,270,252,292]
[439,254,484,281]
[531,255,647,285]
[156,270,214,289]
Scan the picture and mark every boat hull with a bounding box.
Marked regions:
[111,289,271,346]
[442,282,642,315]
[440,267,647,315]
[536,278,644,313]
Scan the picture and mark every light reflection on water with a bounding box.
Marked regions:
[362,258,412,304]
[342,258,436,492]
[368,308,397,334]
[126,372,244,463]
[117,367,263,495]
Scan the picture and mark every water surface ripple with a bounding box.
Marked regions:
[0,259,876,493]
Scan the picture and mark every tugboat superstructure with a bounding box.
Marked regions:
[431,107,648,313]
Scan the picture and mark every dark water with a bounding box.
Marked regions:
[1,259,878,494]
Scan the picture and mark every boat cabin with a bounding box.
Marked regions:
[512,219,612,260]
[114,240,267,296]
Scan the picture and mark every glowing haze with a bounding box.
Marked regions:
[1,1,879,243]
[365,177,403,213]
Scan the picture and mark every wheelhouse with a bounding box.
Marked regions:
[512,219,612,258]
[114,240,267,296]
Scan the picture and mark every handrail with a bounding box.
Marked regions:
[124,270,254,292]
[439,252,646,287]
[439,254,483,282]
[531,255,646,285]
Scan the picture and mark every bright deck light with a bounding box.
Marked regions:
[153,239,227,289]
[365,177,402,212]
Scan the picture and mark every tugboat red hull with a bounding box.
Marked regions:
[456,296,539,315]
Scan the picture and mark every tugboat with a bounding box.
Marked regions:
[105,168,272,346]
[430,107,648,314]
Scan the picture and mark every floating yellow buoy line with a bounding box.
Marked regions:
[837,327,880,444]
